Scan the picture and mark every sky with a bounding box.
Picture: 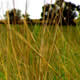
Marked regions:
[0,0,80,19]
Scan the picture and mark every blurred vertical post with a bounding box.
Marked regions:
[25,0,28,21]
[13,0,16,24]
[25,0,27,15]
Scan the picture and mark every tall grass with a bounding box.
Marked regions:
[0,22,80,80]
[0,0,80,79]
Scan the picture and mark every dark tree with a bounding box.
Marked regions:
[77,5,80,12]
[4,9,21,24]
[22,13,30,20]
[56,0,64,7]
[41,1,80,25]
[41,4,57,25]
[62,2,77,25]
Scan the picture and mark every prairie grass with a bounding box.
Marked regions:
[0,23,80,80]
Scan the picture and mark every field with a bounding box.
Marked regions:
[0,24,80,80]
